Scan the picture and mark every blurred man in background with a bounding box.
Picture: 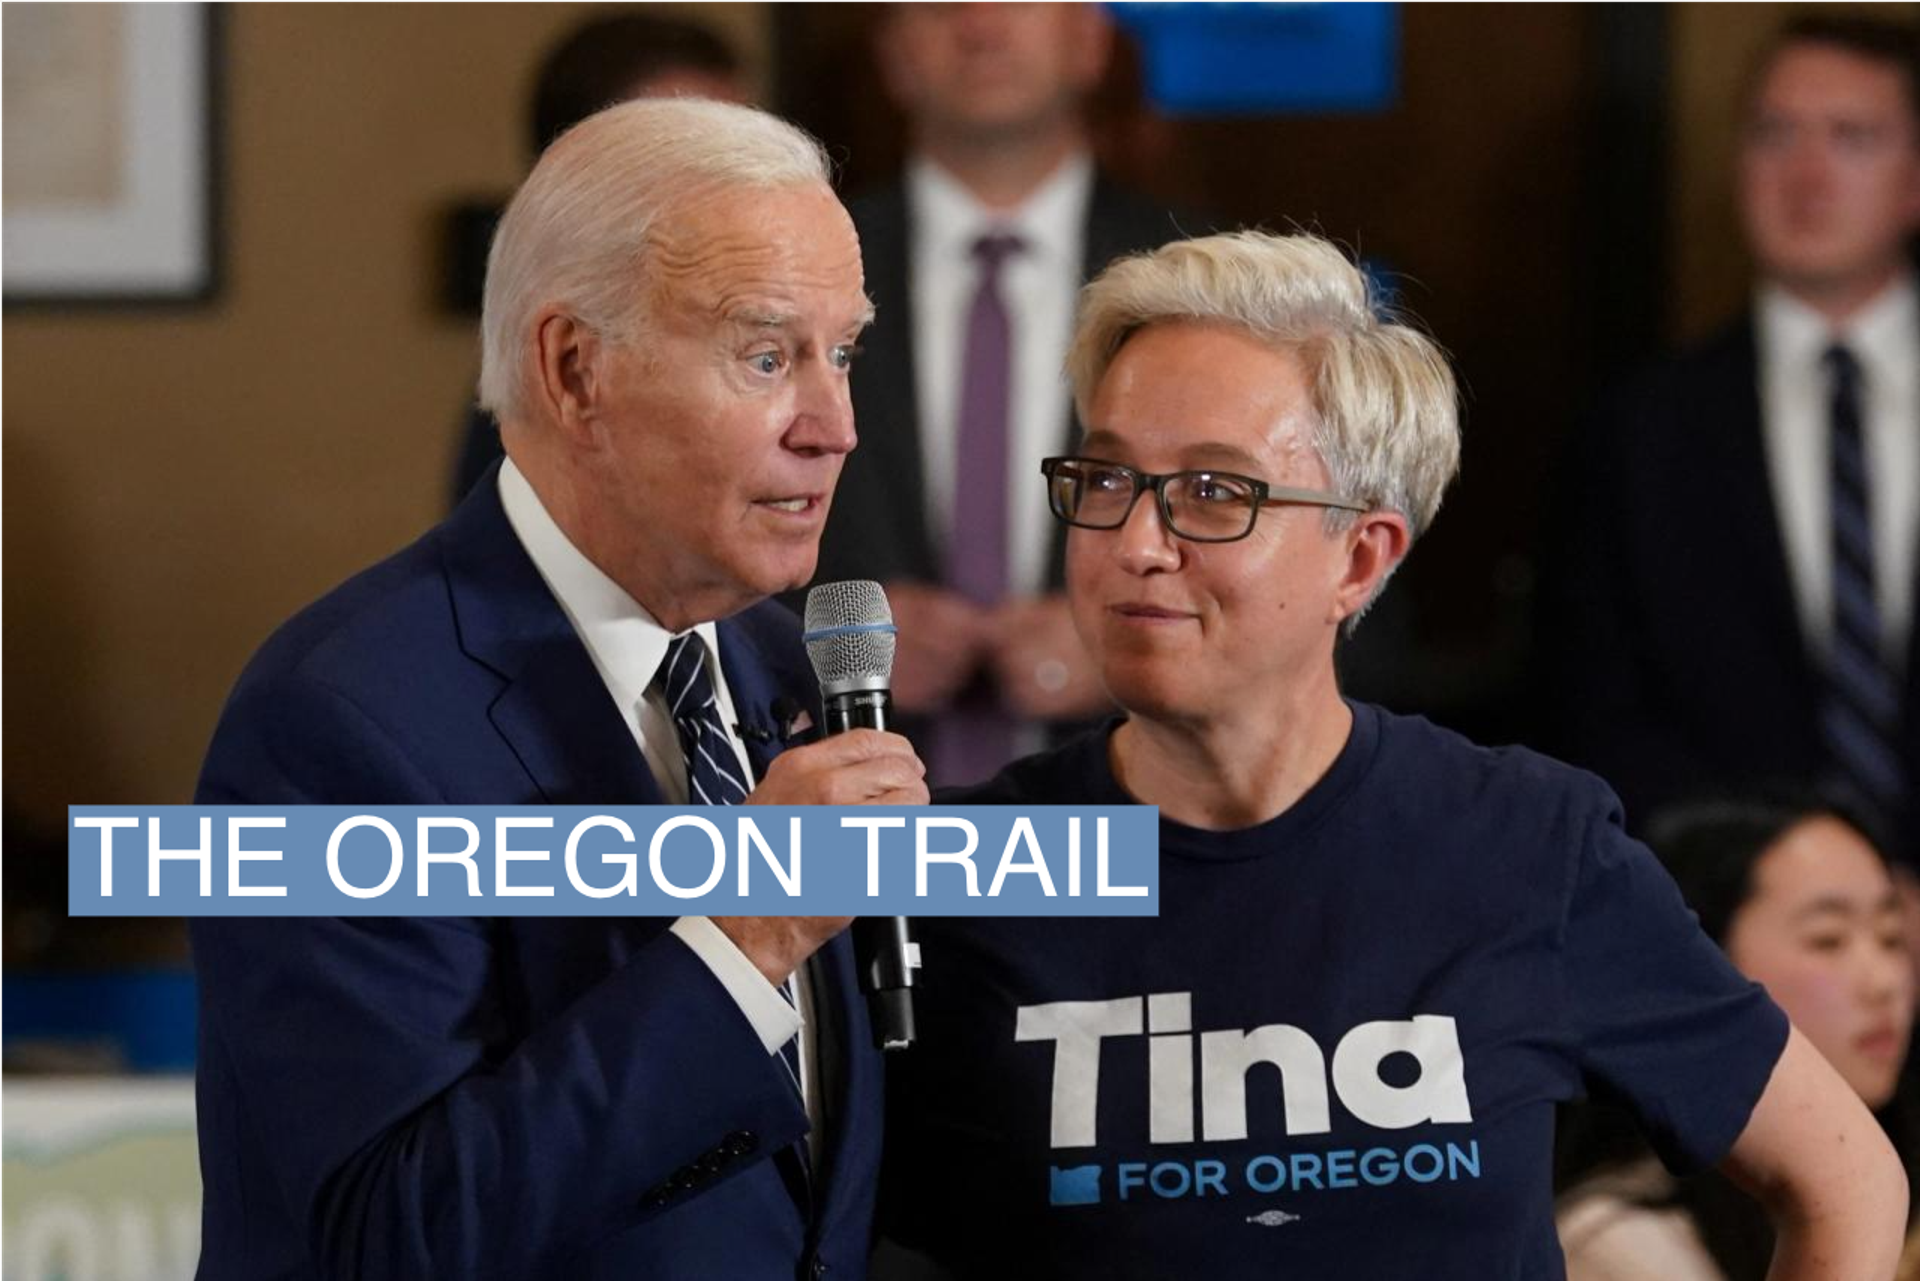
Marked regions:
[1546,16,1920,864]
[814,2,1185,787]
[450,11,750,503]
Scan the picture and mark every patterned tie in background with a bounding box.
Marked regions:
[1819,344,1905,836]
[932,232,1025,788]
[658,633,802,1098]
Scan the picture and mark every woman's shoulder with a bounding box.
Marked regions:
[1355,702,1629,846]
[1366,703,1613,796]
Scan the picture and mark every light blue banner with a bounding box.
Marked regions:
[69,806,1159,916]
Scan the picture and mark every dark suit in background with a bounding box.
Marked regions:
[1540,315,1920,861]
[815,174,1181,595]
[1543,16,1920,863]
[192,479,883,1280]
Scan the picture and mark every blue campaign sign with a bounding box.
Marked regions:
[1110,2,1399,115]
[68,806,1160,917]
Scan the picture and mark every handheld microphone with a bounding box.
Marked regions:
[803,580,919,1052]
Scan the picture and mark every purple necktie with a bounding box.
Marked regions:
[932,232,1024,788]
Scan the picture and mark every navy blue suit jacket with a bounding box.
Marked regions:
[191,474,883,1280]
[1541,315,1919,861]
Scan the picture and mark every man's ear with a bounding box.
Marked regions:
[871,12,917,110]
[531,308,606,447]
[1330,509,1412,626]
[1067,4,1116,93]
[1903,155,1920,228]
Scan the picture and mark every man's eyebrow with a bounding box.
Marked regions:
[720,306,793,330]
[718,301,877,333]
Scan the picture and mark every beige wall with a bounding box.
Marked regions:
[4,4,767,827]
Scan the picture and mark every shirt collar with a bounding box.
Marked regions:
[1757,270,1919,374]
[1847,270,1919,376]
[905,148,1095,269]
[496,457,723,712]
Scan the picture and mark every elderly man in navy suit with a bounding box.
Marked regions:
[191,98,926,1280]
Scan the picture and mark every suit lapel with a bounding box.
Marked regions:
[718,603,826,780]
[488,654,662,805]
[850,188,938,579]
[1716,318,1817,685]
[1905,323,1920,707]
[1079,174,1152,288]
[1906,548,1920,832]
[1904,335,1920,829]
[808,930,881,1243]
[1908,531,1920,709]
[439,474,661,805]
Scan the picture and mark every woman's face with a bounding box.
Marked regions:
[1725,817,1914,1108]
[1064,322,1391,726]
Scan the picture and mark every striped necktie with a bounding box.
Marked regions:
[658,634,803,1099]
[660,633,750,806]
[1820,344,1904,833]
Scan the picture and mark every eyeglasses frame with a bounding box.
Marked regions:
[1039,455,1369,544]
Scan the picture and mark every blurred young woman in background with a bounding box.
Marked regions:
[1559,798,1919,1280]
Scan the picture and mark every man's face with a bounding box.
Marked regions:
[879,3,1109,145]
[580,182,869,625]
[1740,42,1920,300]
[1066,322,1361,725]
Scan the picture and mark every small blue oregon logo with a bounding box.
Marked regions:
[1049,1164,1101,1206]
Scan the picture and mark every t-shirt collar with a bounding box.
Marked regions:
[1080,701,1382,862]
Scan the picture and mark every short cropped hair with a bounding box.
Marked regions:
[478,98,830,425]
[1755,14,1920,123]
[1066,231,1461,541]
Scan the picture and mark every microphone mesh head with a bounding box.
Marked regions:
[803,580,897,696]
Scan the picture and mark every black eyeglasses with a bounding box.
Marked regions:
[1041,456,1367,543]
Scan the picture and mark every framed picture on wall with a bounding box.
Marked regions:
[2,3,220,305]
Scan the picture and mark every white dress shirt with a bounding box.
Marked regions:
[906,150,1095,597]
[496,459,813,1115]
[1757,273,1919,674]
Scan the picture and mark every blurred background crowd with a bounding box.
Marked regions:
[4,4,1917,1278]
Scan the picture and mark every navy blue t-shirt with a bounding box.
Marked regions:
[884,703,1788,1279]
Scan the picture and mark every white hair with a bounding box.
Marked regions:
[1066,231,1461,542]
[478,98,832,424]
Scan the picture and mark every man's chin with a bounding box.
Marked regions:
[757,548,821,599]
[1765,245,1894,296]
